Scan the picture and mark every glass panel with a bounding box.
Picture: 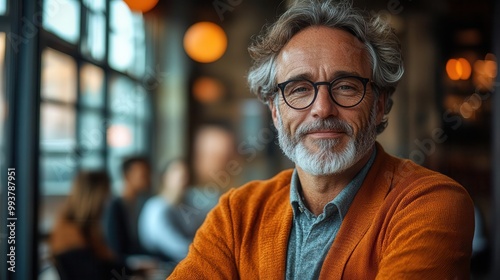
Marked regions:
[80,63,104,108]
[109,75,136,115]
[81,151,105,169]
[43,0,80,43]
[107,119,135,192]
[134,87,150,153]
[107,152,126,193]
[131,16,146,76]
[109,1,133,72]
[79,110,104,150]
[41,48,77,103]
[40,103,76,151]
[83,0,105,12]
[109,77,151,117]
[0,0,7,15]
[40,154,77,195]
[135,86,148,119]
[134,119,148,153]
[109,0,145,75]
[82,12,106,60]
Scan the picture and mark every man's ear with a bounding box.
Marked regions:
[376,91,387,124]
[269,98,279,128]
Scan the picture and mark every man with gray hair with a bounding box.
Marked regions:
[169,1,474,279]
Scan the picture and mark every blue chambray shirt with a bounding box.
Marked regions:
[285,148,377,280]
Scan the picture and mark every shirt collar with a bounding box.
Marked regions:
[290,147,377,219]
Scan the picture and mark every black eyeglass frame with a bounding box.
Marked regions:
[276,75,370,110]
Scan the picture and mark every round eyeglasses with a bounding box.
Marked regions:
[276,75,370,110]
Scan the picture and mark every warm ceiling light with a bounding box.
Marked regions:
[473,55,498,91]
[485,53,497,62]
[446,58,471,81]
[192,76,225,103]
[446,59,460,80]
[457,58,471,80]
[183,22,227,63]
[123,0,159,13]
[484,60,497,78]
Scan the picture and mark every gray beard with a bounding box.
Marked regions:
[275,104,378,176]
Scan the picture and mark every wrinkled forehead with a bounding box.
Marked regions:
[276,26,371,81]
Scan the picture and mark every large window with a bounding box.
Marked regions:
[0,0,6,15]
[39,0,151,195]
[40,48,78,193]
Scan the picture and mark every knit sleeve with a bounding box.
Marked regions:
[168,189,239,279]
[376,177,474,280]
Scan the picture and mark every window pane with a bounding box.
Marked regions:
[109,75,136,115]
[109,1,145,76]
[135,87,150,153]
[79,110,104,150]
[82,12,105,60]
[135,87,148,119]
[109,76,151,117]
[81,151,105,169]
[83,0,105,12]
[43,0,80,43]
[134,119,148,153]
[40,154,77,195]
[109,1,133,72]
[107,121,135,191]
[40,103,76,151]
[80,63,104,108]
[41,48,77,103]
[131,16,146,76]
[0,0,7,15]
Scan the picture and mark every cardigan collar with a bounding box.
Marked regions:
[259,142,395,279]
[319,142,395,279]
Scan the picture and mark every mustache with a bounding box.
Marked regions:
[295,118,354,139]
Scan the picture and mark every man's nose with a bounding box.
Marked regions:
[310,85,339,119]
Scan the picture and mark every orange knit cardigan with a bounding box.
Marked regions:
[169,144,474,279]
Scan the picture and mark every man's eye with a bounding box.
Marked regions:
[286,82,313,95]
[291,86,310,93]
[338,85,355,90]
[333,78,363,93]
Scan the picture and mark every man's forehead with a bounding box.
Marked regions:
[284,26,364,49]
[276,26,370,79]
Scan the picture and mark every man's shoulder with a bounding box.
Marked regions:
[378,151,469,203]
[385,153,461,188]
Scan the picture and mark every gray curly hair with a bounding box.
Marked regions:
[247,0,404,134]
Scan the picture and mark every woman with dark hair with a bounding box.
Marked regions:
[49,170,127,280]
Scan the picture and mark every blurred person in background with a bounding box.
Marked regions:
[139,159,191,263]
[169,0,474,279]
[192,121,239,192]
[139,122,237,266]
[104,156,151,262]
[49,170,128,280]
